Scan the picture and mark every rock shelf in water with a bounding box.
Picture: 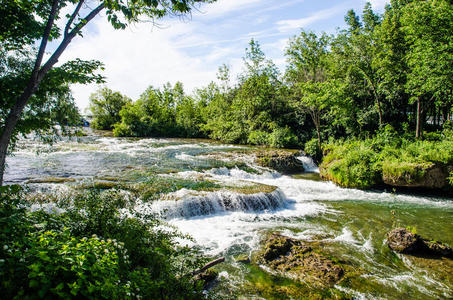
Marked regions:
[387,227,453,258]
[256,234,344,287]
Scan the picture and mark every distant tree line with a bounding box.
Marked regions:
[89,0,452,152]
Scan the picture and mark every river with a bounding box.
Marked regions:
[5,134,453,299]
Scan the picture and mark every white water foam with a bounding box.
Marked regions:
[149,189,288,219]
[296,155,319,173]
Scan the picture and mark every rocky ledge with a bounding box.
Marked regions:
[255,150,304,174]
[387,228,453,259]
[382,163,453,189]
[256,234,344,287]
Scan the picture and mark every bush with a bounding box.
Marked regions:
[248,130,270,146]
[321,140,382,188]
[0,187,208,299]
[269,127,299,148]
[320,134,453,190]
[304,138,321,162]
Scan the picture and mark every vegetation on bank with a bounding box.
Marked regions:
[0,186,209,299]
[89,0,452,153]
[320,127,453,189]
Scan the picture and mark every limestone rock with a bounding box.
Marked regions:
[258,234,344,286]
[383,163,451,189]
[255,150,304,174]
[387,228,453,258]
[387,227,425,254]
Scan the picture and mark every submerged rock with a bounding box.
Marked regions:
[194,269,218,288]
[257,234,344,287]
[234,254,251,264]
[387,228,453,258]
[255,150,304,174]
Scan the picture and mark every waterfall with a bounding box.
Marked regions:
[150,189,287,219]
[296,156,319,173]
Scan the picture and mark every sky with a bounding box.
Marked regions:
[56,0,390,110]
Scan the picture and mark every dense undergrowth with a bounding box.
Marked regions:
[320,127,453,189]
[0,185,210,299]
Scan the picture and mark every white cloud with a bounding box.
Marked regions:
[369,0,389,9]
[195,0,265,18]
[276,5,345,32]
[60,16,217,109]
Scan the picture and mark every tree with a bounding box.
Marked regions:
[400,0,453,138]
[88,87,130,130]
[285,30,330,149]
[0,46,85,150]
[0,0,215,185]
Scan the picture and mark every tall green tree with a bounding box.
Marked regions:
[88,87,130,130]
[0,0,215,185]
[285,30,330,150]
[400,0,453,138]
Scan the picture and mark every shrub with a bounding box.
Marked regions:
[321,140,382,188]
[247,130,270,146]
[269,127,299,148]
[304,138,321,162]
[320,134,453,190]
[0,187,208,299]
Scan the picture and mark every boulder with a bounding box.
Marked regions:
[258,234,344,286]
[256,151,304,174]
[387,228,453,258]
[234,254,251,264]
[387,227,425,254]
[194,269,218,288]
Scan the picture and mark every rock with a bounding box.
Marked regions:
[258,234,344,286]
[383,163,452,189]
[425,241,453,259]
[234,254,251,264]
[256,150,304,174]
[387,228,425,254]
[194,269,218,287]
[387,228,453,258]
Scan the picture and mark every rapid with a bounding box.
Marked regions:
[6,134,453,299]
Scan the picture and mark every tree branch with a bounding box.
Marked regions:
[190,257,225,277]
[39,2,105,80]
[64,0,85,38]
[31,0,60,82]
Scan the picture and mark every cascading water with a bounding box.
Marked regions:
[5,134,453,299]
[148,189,287,219]
[296,155,319,173]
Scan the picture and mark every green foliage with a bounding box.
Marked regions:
[269,127,299,148]
[304,138,321,161]
[0,187,207,299]
[321,140,382,188]
[89,87,130,130]
[321,131,453,189]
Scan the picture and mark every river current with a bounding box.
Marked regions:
[5,134,453,299]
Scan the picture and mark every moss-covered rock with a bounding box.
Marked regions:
[257,234,344,287]
[234,254,250,264]
[26,177,77,184]
[255,150,304,174]
[194,269,218,288]
[382,162,452,189]
[387,228,453,258]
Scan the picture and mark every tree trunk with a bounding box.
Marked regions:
[415,97,423,139]
[377,99,383,128]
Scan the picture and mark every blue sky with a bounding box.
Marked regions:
[59,0,389,110]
